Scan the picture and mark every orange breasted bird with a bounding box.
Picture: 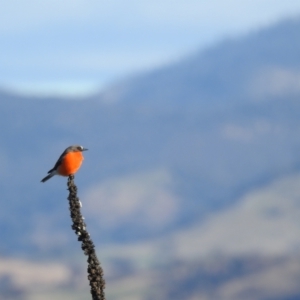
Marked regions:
[41,145,88,183]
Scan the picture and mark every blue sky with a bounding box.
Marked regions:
[1,0,300,96]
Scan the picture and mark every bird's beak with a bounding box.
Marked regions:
[82,148,88,151]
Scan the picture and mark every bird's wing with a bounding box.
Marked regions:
[47,148,69,173]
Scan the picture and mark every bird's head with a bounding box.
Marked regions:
[69,145,88,152]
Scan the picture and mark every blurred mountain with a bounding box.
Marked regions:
[98,173,300,300]
[100,16,300,107]
[3,173,300,299]
[1,17,300,258]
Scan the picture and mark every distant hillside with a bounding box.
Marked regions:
[98,172,300,300]
[99,17,300,107]
[1,18,300,256]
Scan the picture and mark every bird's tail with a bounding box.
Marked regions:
[41,173,55,183]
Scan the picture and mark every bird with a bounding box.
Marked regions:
[41,145,88,182]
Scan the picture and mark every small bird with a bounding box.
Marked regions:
[41,145,88,182]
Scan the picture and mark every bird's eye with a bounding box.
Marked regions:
[77,146,83,151]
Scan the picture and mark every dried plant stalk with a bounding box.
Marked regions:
[67,175,105,300]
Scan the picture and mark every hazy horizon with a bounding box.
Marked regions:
[2,0,300,97]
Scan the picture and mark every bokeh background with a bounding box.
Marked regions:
[2,1,300,299]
